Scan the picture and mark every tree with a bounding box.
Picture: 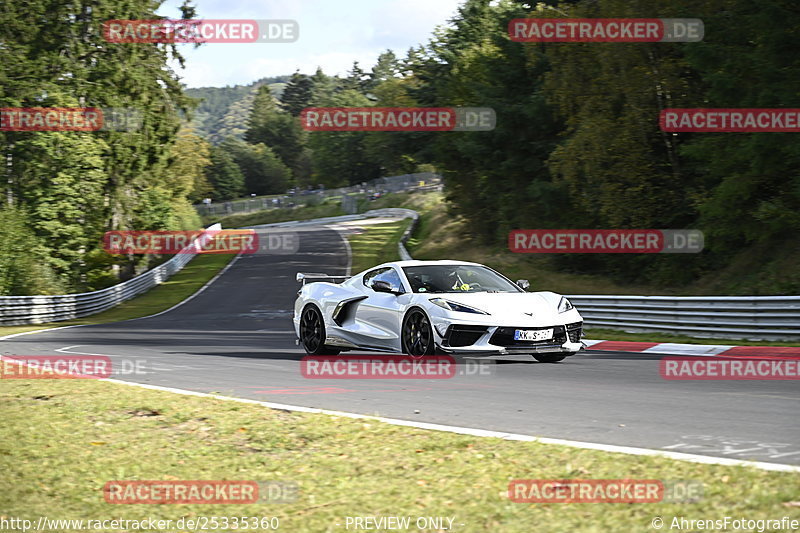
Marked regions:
[307,89,383,187]
[205,143,245,200]
[0,0,197,291]
[679,0,800,254]
[369,50,400,89]
[167,127,213,203]
[0,205,65,295]
[406,0,568,243]
[309,67,340,105]
[280,70,314,116]
[245,86,304,178]
[222,138,289,195]
[342,61,371,94]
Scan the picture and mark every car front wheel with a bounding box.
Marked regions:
[402,308,435,357]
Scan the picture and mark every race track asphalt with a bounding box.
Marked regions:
[3,225,798,466]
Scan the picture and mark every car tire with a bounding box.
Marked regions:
[299,305,340,355]
[533,354,567,363]
[402,308,435,357]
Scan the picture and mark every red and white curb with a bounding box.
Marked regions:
[584,339,800,358]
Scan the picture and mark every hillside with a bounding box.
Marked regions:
[186,76,289,143]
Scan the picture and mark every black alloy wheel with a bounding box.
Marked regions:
[402,309,435,357]
[300,306,340,355]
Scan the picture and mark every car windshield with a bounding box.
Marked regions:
[402,265,522,294]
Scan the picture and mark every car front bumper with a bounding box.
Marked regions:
[433,321,584,356]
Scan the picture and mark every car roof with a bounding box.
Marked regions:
[370,260,483,270]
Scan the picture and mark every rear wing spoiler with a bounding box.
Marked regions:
[296,272,350,285]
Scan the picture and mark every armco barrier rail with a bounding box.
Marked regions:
[194,173,441,218]
[566,295,800,341]
[0,224,221,326]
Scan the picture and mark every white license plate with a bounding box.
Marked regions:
[514,328,553,341]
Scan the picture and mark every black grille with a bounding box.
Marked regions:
[490,325,567,347]
[566,321,583,343]
[444,325,489,347]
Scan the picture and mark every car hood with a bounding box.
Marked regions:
[427,291,572,325]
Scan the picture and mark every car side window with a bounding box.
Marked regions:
[362,267,390,288]
[373,268,404,293]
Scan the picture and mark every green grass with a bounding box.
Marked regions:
[347,220,412,275]
[0,253,234,339]
[1,379,798,532]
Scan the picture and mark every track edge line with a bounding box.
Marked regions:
[98,376,800,473]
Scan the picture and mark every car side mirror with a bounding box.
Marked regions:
[516,279,530,290]
[372,280,403,295]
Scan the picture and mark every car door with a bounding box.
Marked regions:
[352,267,407,350]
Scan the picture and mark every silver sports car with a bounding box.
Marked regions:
[293,260,584,362]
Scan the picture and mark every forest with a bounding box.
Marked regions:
[1,0,798,295]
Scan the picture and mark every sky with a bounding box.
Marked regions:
[156,0,465,88]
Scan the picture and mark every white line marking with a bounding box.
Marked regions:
[55,345,111,357]
[0,323,92,342]
[582,339,604,348]
[642,343,733,356]
[328,225,353,276]
[58,370,796,473]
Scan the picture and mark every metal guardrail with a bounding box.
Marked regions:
[194,173,442,218]
[0,224,221,326]
[566,295,800,341]
[396,209,419,261]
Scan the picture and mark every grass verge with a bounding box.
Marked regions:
[0,253,234,338]
[1,379,798,532]
[347,219,412,275]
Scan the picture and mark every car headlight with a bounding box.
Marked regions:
[429,298,489,315]
[557,296,574,313]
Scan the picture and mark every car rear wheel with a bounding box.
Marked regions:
[402,309,435,357]
[533,354,567,363]
[300,305,340,355]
